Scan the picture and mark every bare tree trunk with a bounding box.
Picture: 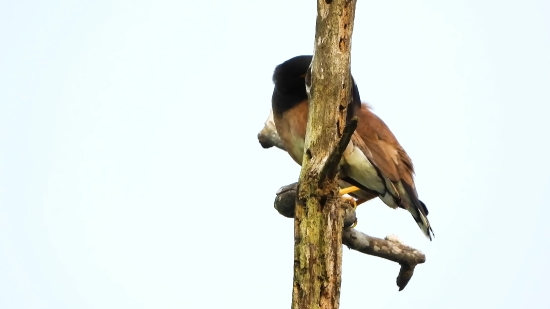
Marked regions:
[292,1,357,309]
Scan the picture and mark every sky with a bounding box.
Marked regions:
[1,0,549,308]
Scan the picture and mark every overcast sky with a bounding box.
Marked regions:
[1,1,550,308]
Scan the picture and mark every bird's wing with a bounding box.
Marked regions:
[345,105,433,239]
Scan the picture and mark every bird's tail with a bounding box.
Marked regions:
[411,200,434,241]
[400,182,434,241]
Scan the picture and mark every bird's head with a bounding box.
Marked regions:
[271,55,312,115]
[271,55,361,116]
[272,55,312,86]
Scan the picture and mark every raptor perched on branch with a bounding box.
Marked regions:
[271,55,435,240]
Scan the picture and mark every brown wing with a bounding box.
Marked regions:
[355,105,415,189]
[272,100,379,204]
[349,104,433,239]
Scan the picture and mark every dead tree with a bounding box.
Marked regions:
[294,1,357,308]
[258,1,427,308]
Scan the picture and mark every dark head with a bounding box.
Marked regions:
[271,55,361,116]
[271,55,312,115]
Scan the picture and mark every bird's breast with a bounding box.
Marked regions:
[272,101,309,166]
[274,115,305,165]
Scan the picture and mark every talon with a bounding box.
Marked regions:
[341,196,357,210]
[350,219,358,229]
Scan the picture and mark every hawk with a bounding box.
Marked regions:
[271,55,434,240]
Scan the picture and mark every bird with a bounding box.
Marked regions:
[271,55,434,240]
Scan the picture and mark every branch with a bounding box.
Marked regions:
[343,230,425,291]
[273,182,426,291]
[257,109,286,150]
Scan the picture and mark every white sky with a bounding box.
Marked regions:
[1,0,549,308]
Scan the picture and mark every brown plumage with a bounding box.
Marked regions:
[273,99,380,203]
[271,55,434,240]
[347,104,432,235]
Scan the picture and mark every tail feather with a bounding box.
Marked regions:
[419,200,429,216]
[399,181,435,241]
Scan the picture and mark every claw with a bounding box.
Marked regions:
[341,196,357,210]
[339,186,362,228]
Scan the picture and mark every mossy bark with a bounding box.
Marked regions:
[291,1,357,309]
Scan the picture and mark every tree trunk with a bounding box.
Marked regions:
[292,1,357,309]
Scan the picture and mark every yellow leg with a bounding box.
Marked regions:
[339,186,361,211]
[339,186,360,196]
[340,186,363,228]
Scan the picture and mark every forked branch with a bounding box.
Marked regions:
[273,182,426,291]
[260,111,427,291]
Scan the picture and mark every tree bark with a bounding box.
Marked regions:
[292,1,357,309]
[274,182,426,291]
